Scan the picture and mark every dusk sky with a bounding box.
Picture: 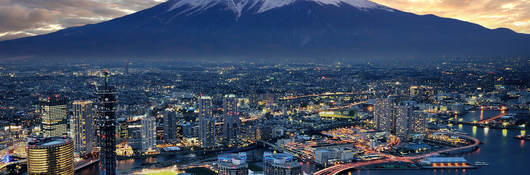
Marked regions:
[0,0,529,41]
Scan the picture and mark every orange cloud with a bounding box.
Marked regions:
[0,0,162,41]
[371,0,530,33]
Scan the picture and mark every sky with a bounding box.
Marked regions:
[0,0,529,41]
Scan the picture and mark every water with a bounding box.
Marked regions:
[79,110,528,175]
[344,110,529,175]
[77,149,264,174]
[77,154,187,175]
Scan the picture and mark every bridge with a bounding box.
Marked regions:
[256,140,297,156]
[280,92,364,101]
[314,133,480,175]
[74,158,100,171]
[478,113,506,124]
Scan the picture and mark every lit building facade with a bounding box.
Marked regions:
[374,97,395,133]
[70,100,95,155]
[223,94,241,147]
[141,115,157,152]
[163,109,178,143]
[263,152,302,175]
[199,96,216,148]
[27,137,74,175]
[217,152,248,175]
[411,111,428,134]
[375,97,426,139]
[97,72,117,175]
[41,96,68,138]
[394,104,413,138]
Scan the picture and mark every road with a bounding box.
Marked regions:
[314,133,480,175]
[280,92,363,100]
[478,113,506,124]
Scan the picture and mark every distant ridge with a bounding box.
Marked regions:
[0,0,529,60]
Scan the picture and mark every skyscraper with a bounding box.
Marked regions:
[163,109,178,143]
[223,94,240,147]
[141,115,157,152]
[27,137,74,175]
[411,111,428,134]
[97,71,117,175]
[374,97,395,133]
[394,104,413,138]
[376,97,426,139]
[70,100,96,155]
[41,95,68,138]
[199,96,216,149]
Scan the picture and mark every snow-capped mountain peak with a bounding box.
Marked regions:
[167,0,386,17]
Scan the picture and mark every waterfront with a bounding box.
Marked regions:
[342,110,528,175]
[76,110,528,175]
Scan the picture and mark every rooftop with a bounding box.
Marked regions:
[426,157,467,163]
[28,137,70,148]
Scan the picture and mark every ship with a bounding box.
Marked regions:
[514,135,530,140]
[474,161,489,166]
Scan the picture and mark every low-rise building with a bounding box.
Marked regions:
[217,152,248,175]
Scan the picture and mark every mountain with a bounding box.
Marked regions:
[0,0,529,61]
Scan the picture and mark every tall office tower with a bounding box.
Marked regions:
[124,61,129,75]
[411,111,428,134]
[118,118,128,142]
[70,100,95,155]
[394,104,414,138]
[263,152,302,175]
[391,101,427,139]
[223,94,241,147]
[374,97,395,133]
[27,137,74,175]
[41,95,68,138]
[97,71,117,175]
[199,96,216,148]
[163,109,178,143]
[141,115,157,152]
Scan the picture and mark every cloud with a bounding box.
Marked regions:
[371,0,530,33]
[0,0,163,41]
[0,0,529,41]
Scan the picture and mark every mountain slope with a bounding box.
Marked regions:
[0,0,529,60]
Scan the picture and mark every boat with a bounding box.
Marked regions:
[474,161,489,166]
[514,135,530,140]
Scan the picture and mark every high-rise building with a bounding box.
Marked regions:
[376,97,427,139]
[199,96,216,148]
[395,100,428,138]
[70,100,95,155]
[97,71,117,175]
[263,152,302,175]
[163,109,178,143]
[394,104,413,138]
[124,61,130,75]
[41,95,68,138]
[27,137,74,175]
[411,111,429,134]
[141,115,157,152]
[118,118,128,142]
[374,97,395,133]
[217,152,248,175]
[223,94,240,147]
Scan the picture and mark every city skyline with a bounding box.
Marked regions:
[0,0,528,175]
[0,60,527,174]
